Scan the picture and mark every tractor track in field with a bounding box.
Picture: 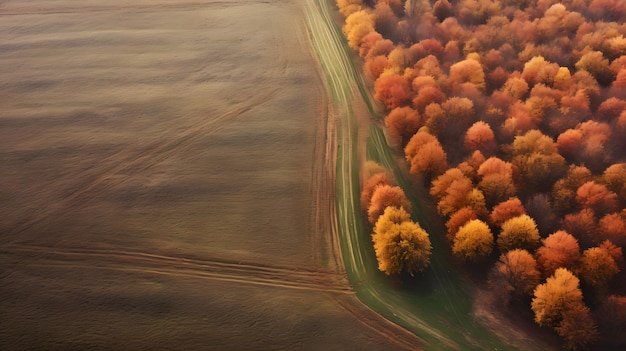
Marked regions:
[0,0,265,16]
[1,87,277,246]
[1,244,354,295]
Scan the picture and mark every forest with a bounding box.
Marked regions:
[341,0,626,349]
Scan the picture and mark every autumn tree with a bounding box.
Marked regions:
[385,106,421,146]
[342,10,375,51]
[446,207,477,241]
[464,121,497,156]
[596,295,626,348]
[525,193,558,235]
[430,169,474,217]
[452,219,494,261]
[579,247,620,287]
[489,197,526,227]
[368,184,412,225]
[497,214,541,252]
[555,303,599,351]
[562,208,599,248]
[336,0,363,17]
[511,130,567,192]
[599,213,626,246]
[374,73,413,109]
[448,58,486,90]
[552,165,593,215]
[575,50,614,86]
[576,181,620,217]
[532,268,584,327]
[531,268,600,350]
[372,206,432,276]
[476,157,517,208]
[360,172,391,212]
[404,131,448,184]
[535,231,581,277]
[489,249,541,303]
[601,163,626,202]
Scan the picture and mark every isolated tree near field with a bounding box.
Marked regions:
[368,184,411,225]
[490,249,541,301]
[498,214,540,252]
[360,172,391,212]
[452,219,494,261]
[576,181,619,217]
[536,231,581,277]
[446,207,477,241]
[385,106,421,146]
[580,247,619,287]
[489,198,526,227]
[372,206,432,276]
[531,268,584,328]
[464,121,497,156]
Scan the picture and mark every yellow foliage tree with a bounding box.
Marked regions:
[452,219,494,261]
[532,268,599,350]
[372,206,432,276]
[342,10,375,51]
[497,214,540,252]
[580,247,620,287]
[531,268,583,327]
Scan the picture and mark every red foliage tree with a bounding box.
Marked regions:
[385,106,421,146]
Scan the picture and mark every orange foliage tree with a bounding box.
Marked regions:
[531,268,599,350]
[489,249,541,302]
[404,131,448,184]
[384,106,421,146]
[535,231,581,278]
[489,197,526,227]
[367,184,412,225]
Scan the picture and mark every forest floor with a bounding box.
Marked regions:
[0,1,418,349]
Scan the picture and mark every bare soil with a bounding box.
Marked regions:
[0,1,416,349]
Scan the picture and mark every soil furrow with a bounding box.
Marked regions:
[2,245,354,294]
